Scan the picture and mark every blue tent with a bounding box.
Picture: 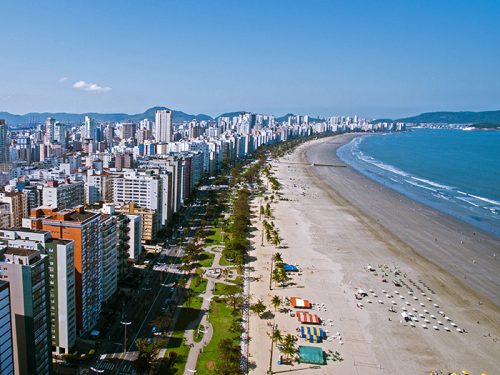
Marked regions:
[283,263,299,272]
[298,346,325,365]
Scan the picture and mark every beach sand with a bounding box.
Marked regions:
[247,134,500,374]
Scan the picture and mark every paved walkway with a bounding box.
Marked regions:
[183,248,222,374]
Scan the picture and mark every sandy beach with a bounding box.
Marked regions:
[247,134,500,374]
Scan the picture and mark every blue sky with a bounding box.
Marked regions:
[1,0,499,118]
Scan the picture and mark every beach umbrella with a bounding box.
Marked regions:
[461,371,469,375]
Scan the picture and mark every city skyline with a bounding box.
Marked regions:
[1,1,499,118]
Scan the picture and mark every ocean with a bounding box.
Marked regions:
[337,128,500,237]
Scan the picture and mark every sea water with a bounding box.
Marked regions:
[337,128,500,237]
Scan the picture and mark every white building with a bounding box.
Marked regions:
[155,109,173,143]
[112,170,162,229]
[42,180,84,210]
[127,214,142,260]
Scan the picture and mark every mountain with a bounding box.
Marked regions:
[216,111,246,119]
[0,107,213,127]
[275,113,324,123]
[396,110,500,124]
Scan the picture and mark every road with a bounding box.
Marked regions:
[83,191,210,374]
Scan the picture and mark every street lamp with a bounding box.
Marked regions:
[120,320,132,353]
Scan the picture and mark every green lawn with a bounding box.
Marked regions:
[196,301,241,374]
[190,277,208,295]
[212,283,226,296]
[218,256,236,267]
[228,276,244,287]
[206,227,223,245]
[158,296,203,374]
[198,251,215,268]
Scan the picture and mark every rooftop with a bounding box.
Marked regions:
[4,247,39,257]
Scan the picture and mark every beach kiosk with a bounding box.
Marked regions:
[290,297,311,309]
[298,346,325,365]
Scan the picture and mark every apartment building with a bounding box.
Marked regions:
[0,247,52,375]
[42,180,84,210]
[26,207,102,335]
[0,280,14,375]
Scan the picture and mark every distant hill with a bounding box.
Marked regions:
[396,110,500,124]
[275,113,324,123]
[216,111,246,119]
[0,106,213,127]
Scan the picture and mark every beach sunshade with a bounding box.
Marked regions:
[283,263,299,272]
[462,371,469,375]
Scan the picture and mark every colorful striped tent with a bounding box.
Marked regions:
[290,297,311,309]
[300,326,326,343]
[296,311,321,324]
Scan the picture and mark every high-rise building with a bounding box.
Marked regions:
[120,122,137,142]
[0,192,29,227]
[86,170,114,205]
[0,228,77,355]
[100,214,117,303]
[112,170,162,229]
[0,247,52,375]
[42,180,85,210]
[0,119,8,163]
[27,207,102,335]
[155,109,173,143]
[54,122,67,146]
[45,237,76,354]
[84,116,96,140]
[45,117,56,144]
[0,280,14,375]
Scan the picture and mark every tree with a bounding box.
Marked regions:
[271,295,282,312]
[280,334,297,362]
[216,338,241,375]
[273,252,283,264]
[271,328,283,344]
[134,338,165,374]
[250,299,266,318]
[272,268,289,288]
[272,231,281,247]
[221,284,242,311]
[260,205,265,220]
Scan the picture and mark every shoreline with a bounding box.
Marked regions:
[247,133,499,374]
[335,130,500,238]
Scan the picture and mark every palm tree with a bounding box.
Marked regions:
[250,299,266,318]
[271,295,281,312]
[272,231,281,247]
[280,334,297,363]
[273,252,283,264]
[271,328,283,343]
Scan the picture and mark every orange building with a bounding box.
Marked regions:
[27,206,102,334]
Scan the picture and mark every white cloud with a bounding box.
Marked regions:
[58,77,68,82]
[73,80,112,92]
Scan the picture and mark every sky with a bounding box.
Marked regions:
[1,0,499,118]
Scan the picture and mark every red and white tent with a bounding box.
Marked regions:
[296,311,321,324]
[290,297,311,309]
